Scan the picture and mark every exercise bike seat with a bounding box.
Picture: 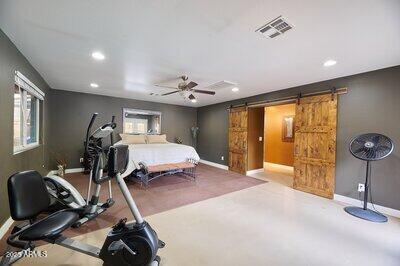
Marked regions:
[7,170,80,243]
[19,211,79,241]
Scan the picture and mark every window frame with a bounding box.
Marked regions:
[13,71,44,155]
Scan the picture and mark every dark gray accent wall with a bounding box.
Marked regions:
[197,66,400,210]
[48,90,197,169]
[0,29,51,225]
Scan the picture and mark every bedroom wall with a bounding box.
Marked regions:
[197,66,400,210]
[0,29,51,225]
[48,89,197,169]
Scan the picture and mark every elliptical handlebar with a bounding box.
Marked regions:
[85,113,98,153]
[110,115,116,145]
[85,113,117,154]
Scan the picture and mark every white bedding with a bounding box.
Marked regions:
[115,141,200,178]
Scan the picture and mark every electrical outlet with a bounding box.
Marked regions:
[358,183,365,192]
[80,157,84,163]
[221,156,224,161]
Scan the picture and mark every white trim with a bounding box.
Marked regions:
[65,168,84,174]
[246,168,264,176]
[0,217,14,240]
[47,168,84,176]
[13,84,41,154]
[15,71,45,100]
[199,159,229,170]
[334,194,400,219]
[13,143,40,155]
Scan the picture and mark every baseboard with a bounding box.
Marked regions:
[0,217,14,240]
[334,194,400,219]
[47,168,84,176]
[199,159,229,170]
[246,168,264,176]
[65,168,84,174]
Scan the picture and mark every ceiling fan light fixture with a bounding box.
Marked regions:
[232,87,239,92]
[188,94,196,100]
[191,99,197,103]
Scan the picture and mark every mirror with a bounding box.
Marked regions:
[282,115,294,142]
[123,108,161,134]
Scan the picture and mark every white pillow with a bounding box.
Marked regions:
[120,134,147,144]
[146,134,168,144]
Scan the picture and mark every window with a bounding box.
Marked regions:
[13,71,44,154]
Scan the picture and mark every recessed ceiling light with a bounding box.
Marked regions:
[91,51,105,60]
[90,83,99,88]
[323,60,337,67]
[232,87,239,92]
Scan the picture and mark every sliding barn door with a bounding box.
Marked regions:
[293,94,337,199]
[229,107,248,174]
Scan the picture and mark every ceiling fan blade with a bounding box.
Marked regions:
[154,84,178,90]
[185,81,198,89]
[194,89,216,95]
[161,90,180,96]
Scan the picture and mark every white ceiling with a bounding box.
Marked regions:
[1,0,399,107]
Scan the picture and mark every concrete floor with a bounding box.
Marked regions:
[249,163,294,187]
[13,172,400,266]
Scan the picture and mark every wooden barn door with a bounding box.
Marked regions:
[293,94,337,199]
[229,107,248,174]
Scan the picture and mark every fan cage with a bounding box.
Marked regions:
[349,133,394,161]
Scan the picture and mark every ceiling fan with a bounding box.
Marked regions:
[155,75,215,102]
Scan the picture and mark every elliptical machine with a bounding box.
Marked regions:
[44,113,116,227]
[1,145,165,266]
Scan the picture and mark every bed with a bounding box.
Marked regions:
[115,141,200,186]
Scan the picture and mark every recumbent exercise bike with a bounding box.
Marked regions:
[1,145,165,266]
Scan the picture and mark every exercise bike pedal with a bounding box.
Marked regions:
[112,218,128,231]
[101,198,115,208]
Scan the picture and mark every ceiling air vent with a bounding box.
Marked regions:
[203,80,236,91]
[256,16,294,38]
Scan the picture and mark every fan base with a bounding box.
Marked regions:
[344,206,388,223]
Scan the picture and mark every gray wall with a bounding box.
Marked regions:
[48,90,197,169]
[197,66,400,210]
[0,29,51,225]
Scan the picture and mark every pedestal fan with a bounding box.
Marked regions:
[344,133,394,222]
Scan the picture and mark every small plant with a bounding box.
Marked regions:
[50,149,67,177]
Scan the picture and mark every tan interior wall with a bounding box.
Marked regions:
[247,107,264,171]
[264,103,296,166]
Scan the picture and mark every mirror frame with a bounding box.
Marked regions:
[122,108,162,134]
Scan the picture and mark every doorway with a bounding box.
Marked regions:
[263,103,296,187]
[247,103,296,188]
